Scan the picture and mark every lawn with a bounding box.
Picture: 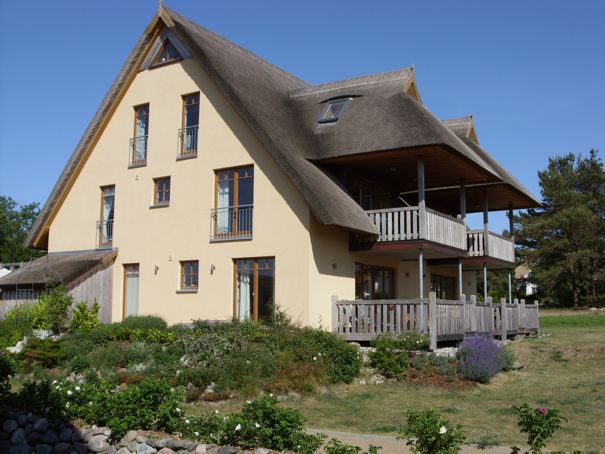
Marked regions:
[189,313,605,452]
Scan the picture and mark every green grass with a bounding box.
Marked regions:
[540,312,605,328]
[187,319,605,452]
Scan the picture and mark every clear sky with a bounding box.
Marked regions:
[0,0,603,233]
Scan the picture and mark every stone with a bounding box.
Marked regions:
[27,413,37,423]
[0,432,9,441]
[27,431,43,444]
[72,443,88,454]
[0,441,11,453]
[53,442,72,454]
[136,435,148,443]
[218,447,236,454]
[103,430,112,437]
[10,428,26,445]
[117,448,131,454]
[35,444,54,454]
[60,428,73,441]
[24,424,33,434]
[9,444,31,454]
[17,414,28,427]
[253,449,271,454]
[155,440,167,449]
[136,443,157,454]
[34,418,49,432]
[105,447,118,454]
[146,439,157,448]
[194,445,207,454]
[157,449,176,454]
[166,439,186,450]
[42,429,60,445]
[92,427,107,436]
[2,419,18,433]
[206,445,219,454]
[81,429,93,443]
[88,435,109,453]
[120,431,139,446]
[186,442,198,451]
[126,441,138,452]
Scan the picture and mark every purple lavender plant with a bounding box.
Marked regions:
[458,336,504,383]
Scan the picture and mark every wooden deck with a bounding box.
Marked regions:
[332,292,539,347]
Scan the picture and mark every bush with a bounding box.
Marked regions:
[324,438,381,454]
[34,286,73,333]
[4,304,35,333]
[0,319,28,349]
[398,409,465,454]
[181,394,325,453]
[369,335,408,380]
[501,345,517,371]
[398,332,431,351]
[20,337,66,368]
[457,337,503,383]
[0,353,16,397]
[119,315,168,330]
[511,404,566,454]
[69,300,101,333]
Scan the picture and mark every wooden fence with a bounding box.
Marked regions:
[332,292,540,348]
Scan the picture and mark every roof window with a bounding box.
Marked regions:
[319,98,352,124]
[151,39,183,66]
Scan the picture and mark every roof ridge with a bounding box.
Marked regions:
[164,7,309,88]
[289,68,412,98]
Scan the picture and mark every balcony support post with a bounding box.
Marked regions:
[508,270,513,305]
[418,159,426,239]
[459,182,466,225]
[508,205,514,240]
[458,258,463,299]
[483,263,488,301]
[418,247,424,300]
[482,191,489,256]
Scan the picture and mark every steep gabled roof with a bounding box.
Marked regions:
[443,116,479,143]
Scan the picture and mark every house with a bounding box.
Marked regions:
[0,6,540,330]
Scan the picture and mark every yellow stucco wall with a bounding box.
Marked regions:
[49,58,311,324]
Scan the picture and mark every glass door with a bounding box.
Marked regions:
[215,166,253,238]
[234,258,274,321]
[123,264,139,318]
[99,185,115,247]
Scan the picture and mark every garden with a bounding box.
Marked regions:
[1,287,599,453]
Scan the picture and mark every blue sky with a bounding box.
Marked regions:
[0,0,603,233]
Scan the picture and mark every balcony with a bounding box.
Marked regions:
[467,230,515,263]
[361,206,467,250]
[177,126,198,159]
[96,220,113,249]
[129,136,148,167]
[210,205,253,241]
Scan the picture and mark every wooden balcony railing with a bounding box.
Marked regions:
[363,206,466,250]
[467,230,515,263]
[96,220,113,249]
[210,205,253,241]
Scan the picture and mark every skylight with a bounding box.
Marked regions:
[319,98,352,124]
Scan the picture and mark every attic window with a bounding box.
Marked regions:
[319,98,352,124]
[151,39,182,66]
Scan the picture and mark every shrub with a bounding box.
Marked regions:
[0,353,16,397]
[369,335,408,380]
[457,337,503,383]
[66,354,91,374]
[511,404,566,454]
[398,332,431,351]
[69,300,101,333]
[119,315,168,330]
[411,353,428,370]
[181,394,325,453]
[324,438,381,454]
[501,345,517,371]
[33,286,73,333]
[0,319,28,349]
[4,304,35,333]
[20,337,66,368]
[398,409,465,454]
[296,328,361,384]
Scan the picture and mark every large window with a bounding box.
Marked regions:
[212,166,253,240]
[234,258,275,321]
[430,274,456,300]
[97,185,115,248]
[355,263,395,300]
[151,39,183,67]
[178,93,200,158]
[180,261,199,290]
[130,104,149,167]
[153,177,171,206]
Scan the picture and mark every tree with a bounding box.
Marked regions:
[0,195,44,263]
[516,150,605,307]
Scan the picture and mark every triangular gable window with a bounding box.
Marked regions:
[151,39,182,66]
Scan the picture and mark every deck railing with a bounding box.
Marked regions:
[129,135,148,167]
[177,125,198,159]
[363,206,466,250]
[467,230,515,263]
[332,292,539,346]
[210,205,253,241]
[96,220,113,249]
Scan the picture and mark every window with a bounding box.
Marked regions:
[212,166,254,240]
[152,39,182,66]
[430,274,456,300]
[130,104,149,167]
[153,177,171,206]
[180,261,199,290]
[234,258,275,321]
[355,263,395,300]
[319,98,352,124]
[178,93,200,158]
[123,264,139,317]
[97,185,115,248]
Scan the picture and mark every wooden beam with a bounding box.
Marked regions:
[418,159,426,239]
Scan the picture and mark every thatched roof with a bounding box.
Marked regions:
[26,6,539,249]
[0,250,116,288]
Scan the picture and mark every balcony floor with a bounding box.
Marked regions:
[350,238,469,260]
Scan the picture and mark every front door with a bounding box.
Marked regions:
[123,264,139,318]
[234,257,275,321]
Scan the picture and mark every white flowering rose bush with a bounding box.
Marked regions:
[398,409,465,454]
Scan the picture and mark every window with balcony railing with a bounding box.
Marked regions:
[178,93,199,159]
[211,166,253,241]
[130,104,149,167]
[97,185,115,248]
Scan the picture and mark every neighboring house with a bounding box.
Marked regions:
[0,6,539,328]
[515,263,538,296]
